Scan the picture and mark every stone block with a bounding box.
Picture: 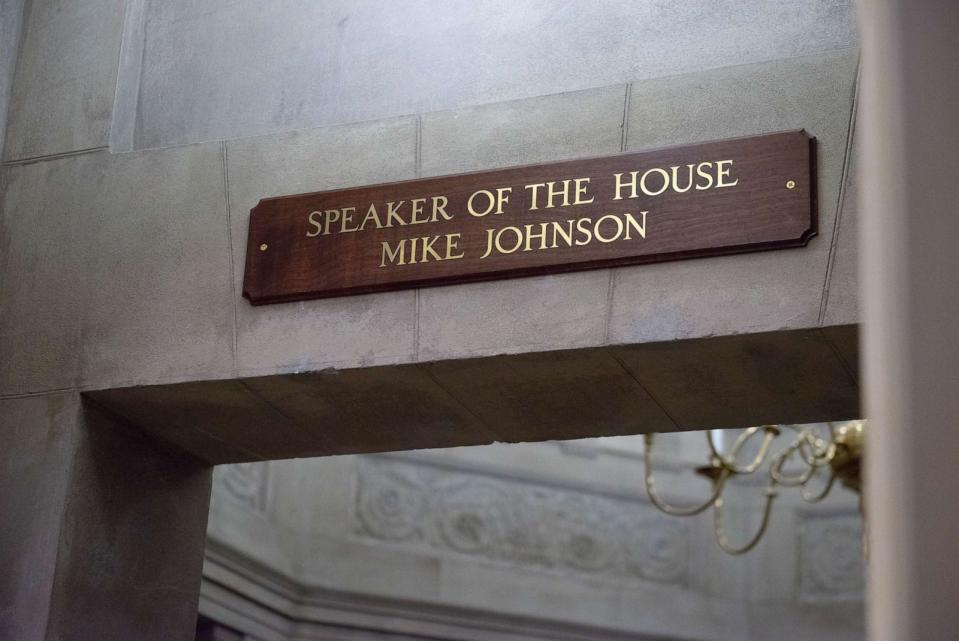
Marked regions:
[226,117,418,377]
[609,49,859,344]
[0,393,212,641]
[821,323,859,384]
[43,401,212,641]
[83,380,303,464]
[424,348,676,442]
[0,392,80,641]
[241,366,500,456]
[2,143,233,393]
[109,0,148,153]
[79,143,234,389]
[610,328,860,430]
[86,327,859,465]
[86,362,500,463]
[129,0,855,149]
[417,271,612,361]
[0,157,89,394]
[416,85,631,361]
[3,0,125,160]
[420,84,627,175]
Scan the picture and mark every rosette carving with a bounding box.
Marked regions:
[355,462,427,542]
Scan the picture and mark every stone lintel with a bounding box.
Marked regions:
[85,325,860,465]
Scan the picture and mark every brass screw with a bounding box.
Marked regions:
[786,180,796,189]
[259,243,268,251]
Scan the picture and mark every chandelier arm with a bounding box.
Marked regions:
[644,434,729,516]
[780,425,834,463]
[706,426,777,474]
[796,428,837,465]
[799,466,837,503]
[728,425,779,472]
[706,427,757,462]
[769,442,820,487]
[714,487,778,556]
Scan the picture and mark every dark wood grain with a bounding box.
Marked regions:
[243,130,816,305]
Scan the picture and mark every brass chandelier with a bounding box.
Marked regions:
[642,421,865,555]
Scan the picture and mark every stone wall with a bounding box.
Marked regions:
[1,48,860,395]
[0,3,863,639]
[201,433,865,641]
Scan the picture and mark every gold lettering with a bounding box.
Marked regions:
[421,235,443,262]
[573,177,594,205]
[575,217,593,246]
[613,172,639,200]
[468,188,510,216]
[716,160,739,187]
[410,198,428,224]
[407,237,420,264]
[340,206,358,233]
[551,220,575,248]
[380,239,407,267]
[306,210,323,237]
[468,190,495,217]
[695,162,715,190]
[524,223,549,251]
[444,233,465,260]
[495,226,524,254]
[431,196,453,221]
[359,203,383,230]
[525,183,545,210]
[385,201,406,227]
[480,228,495,259]
[670,165,695,194]
[323,209,341,235]
[594,214,624,243]
[544,180,571,208]
[623,211,648,240]
[496,187,512,214]
[640,168,670,196]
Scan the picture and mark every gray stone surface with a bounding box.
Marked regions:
[226,117,418,378]
[109,0,147,152]
[2,59,862,397]
[125,0,856,150]
[0,393,213,641]
[418,272,613,362]
[418,85,626,360]
[0,0,25,154]
[424,348,676,442]
[1,51,861,394]
[420,84,627,176]
[609,49,859,344]
[823,134,860,326]
[78,142,234,389]
[611,329,859,430]
[2,0,126,160]
[0,392,80,641]
[1,142,233,395]
[86,327,858,464]
[42,402,212,641]
[200,437,864,641]
[0,157,90,395]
